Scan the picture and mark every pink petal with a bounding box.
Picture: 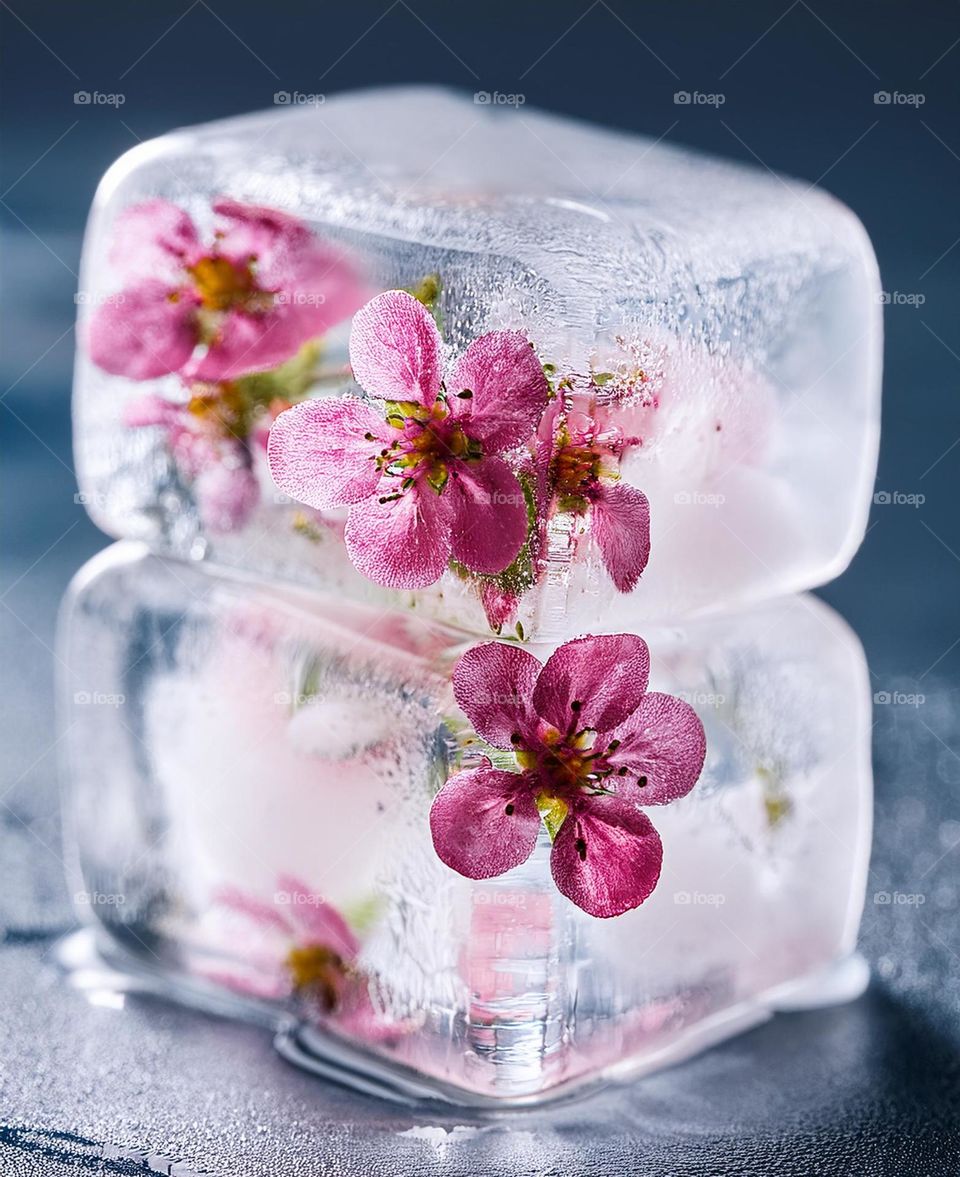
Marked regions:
[213,884,295,937]
[349,290,442,406]
[479,581,520,633]
[122,393,184,429]
[275,873,359,961]
[168,425,220,479]
[448,456,528,575]
[213,198,365,363]
[267,397,385,510]
[606,692,706,804]
[87,278,198,380]
[268,244,365,342]
[212,197,314,267]
[194,458,260,534]
[218,198,363,319]
[591,481,651,593]
[184,308,290,381]
[344,482,452,588]
[430,762,541,879]
[551,795,662,918]
[452,642,542,749]
[203,966,291,1002]
[533,634,650,736]
[108,199,200,279]
[449,331,549,451]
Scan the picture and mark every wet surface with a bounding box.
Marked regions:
[0,683,957,1175]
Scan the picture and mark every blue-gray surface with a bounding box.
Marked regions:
[1,1,958,1173]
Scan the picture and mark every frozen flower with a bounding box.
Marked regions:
[207,875,358,1010]
[202,877,405,1042]
[88,197,362,381]
[124,387,262,533]
[430,635,705,918]
[268,290,549,588]
[545,404,650,592]
[193,459,260,534]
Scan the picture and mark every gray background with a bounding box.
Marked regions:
[1,1,958,1173]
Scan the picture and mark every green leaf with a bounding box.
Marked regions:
[536,793,569,842]
[234,339,322,408]
[343,894,384,935]
[404,273,443,329]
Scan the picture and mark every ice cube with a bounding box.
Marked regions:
[59,542,872,1103]
[73,87,880,642]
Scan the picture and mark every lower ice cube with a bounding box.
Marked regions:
[59,543,872,1103]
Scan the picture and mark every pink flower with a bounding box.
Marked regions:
[124,389,260,533]
[207,875,360,1010]
[546,405,651,593]
[429,635,705,918]
[88,197,362,382]
[202,877,406,1043]
[268,290,549,589]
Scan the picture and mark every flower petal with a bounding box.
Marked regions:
[452,642,542,749]
[87,278,197,380]
[269,246,364,344]
[448,456,528,575]
[216,199,364,322]
[349,290,443,406]
[533,634,650,736]
[122,393,184,429]
[212,197,314,266]
[268,397,385,510]
[430,762,540,879]
[194,457,260,534]
[606,692,706,804]
[479,581,520,633]
[108,199,200,279]
[551,795,662,918]
[213,883,294,936]
[184,308,292,381]
[591,481,651,593]
[344,482,452,588]
[449,331,549,450]
[275,874,359,960]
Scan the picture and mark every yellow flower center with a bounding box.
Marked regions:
[376,396,482,498]
[188,255,259,311]
[285,943,345,1012]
